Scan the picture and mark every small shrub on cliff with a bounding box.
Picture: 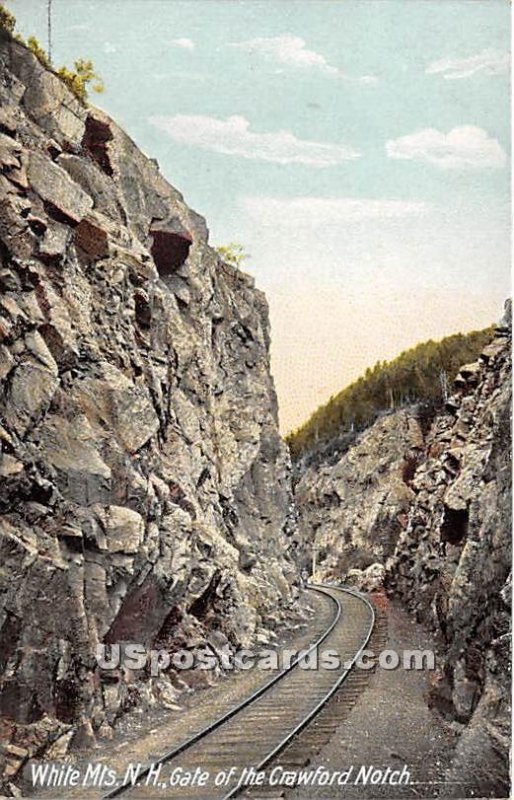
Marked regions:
[215,242,249,269]
[57,59,104,103]
[0,4,104,105]
[0,3,15,33]
[27,36,51,67]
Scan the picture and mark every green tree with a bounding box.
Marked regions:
[27,35,50,67]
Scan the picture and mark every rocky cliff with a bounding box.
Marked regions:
[294,307,511,794]
[387,306,511,797]
[0,33,297,780]
[294,408,425,579]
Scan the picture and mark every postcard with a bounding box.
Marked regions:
[0,2,510,799]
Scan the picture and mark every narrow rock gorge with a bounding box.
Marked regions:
[0,31,299,783]
[0,14,510,800]
[293,306,511,796]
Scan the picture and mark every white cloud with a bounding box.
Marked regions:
[231,35,340,76]
[359,75,379,86]
[172,37,195,50]
[231,34,379,85]
[426,48,509,80]
[149,114,360,167]
[386,126,507,169]
[242,195,429,225]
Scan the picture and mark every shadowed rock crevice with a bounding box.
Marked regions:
[440,504,468,546]
[82,113,114,176]
[149,219,193,276]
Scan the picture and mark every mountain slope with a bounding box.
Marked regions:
[288,328,493,462]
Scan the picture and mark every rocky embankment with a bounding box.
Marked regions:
[0,32,298,785]
[388,307,511,797]
[294,306,511,795]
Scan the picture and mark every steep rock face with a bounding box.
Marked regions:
[293,308,511,795]
[0,34,297,771]
[387,310,511,796]
[294,409,424,578]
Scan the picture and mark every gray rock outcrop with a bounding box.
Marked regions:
[294,408,424,578]
[0,32,297,779]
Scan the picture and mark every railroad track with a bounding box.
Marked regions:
[105,585,376,800]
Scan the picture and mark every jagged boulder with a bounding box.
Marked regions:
[346,562,386,592]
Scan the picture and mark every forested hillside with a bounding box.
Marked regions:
[287,327,493,459]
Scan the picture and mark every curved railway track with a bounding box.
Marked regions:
[104,585,375,800]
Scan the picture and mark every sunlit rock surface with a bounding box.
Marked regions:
[294,408,424,577]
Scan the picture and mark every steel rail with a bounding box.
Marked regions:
[103,585,342,799]
[222,583,376,799]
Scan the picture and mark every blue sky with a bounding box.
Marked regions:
[10,0,511,431]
